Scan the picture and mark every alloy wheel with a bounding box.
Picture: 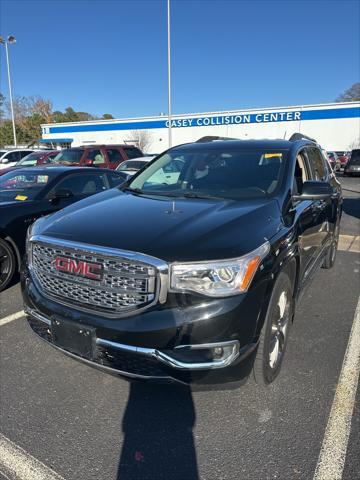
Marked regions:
[269,291,290,369]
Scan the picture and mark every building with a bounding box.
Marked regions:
[41,101,360,152]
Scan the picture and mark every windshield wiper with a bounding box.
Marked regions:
[122,186,144,194]
[182,192,227,200]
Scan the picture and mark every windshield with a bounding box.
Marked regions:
[51,149,83,165]
[0,150,7,157]
[17,152,44,166]
[128,147,288,200]
[0,171,54,201]
[349,150,360,165]
[118,160,148,171]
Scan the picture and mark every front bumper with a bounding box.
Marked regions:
[22,266,269,385]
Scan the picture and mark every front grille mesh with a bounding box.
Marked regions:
[30,242,157,315]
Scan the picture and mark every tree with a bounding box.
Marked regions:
[336,83,360,102]
[102,113,114,119]
[127,130,153,152]
[0,93,5,121]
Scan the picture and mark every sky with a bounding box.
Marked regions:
[0,0,359,119]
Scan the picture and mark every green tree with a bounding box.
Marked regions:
[102,113,114,119]
[0,93,5,121]
[336,83,360,102]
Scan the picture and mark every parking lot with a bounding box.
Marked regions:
[0,174,359,480]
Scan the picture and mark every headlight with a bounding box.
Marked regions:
[170,241,270,297]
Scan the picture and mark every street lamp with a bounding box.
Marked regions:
[0,35,17,147]
[167,0,172,148]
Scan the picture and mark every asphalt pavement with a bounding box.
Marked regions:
[0,174,359,480]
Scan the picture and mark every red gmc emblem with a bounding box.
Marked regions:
[54,256,103,281]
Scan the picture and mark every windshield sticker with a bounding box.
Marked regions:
[15,195,28,201]
[264,153,282,158]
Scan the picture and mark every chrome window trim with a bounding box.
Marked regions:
[28,234,169,318]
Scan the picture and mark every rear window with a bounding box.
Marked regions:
[123,147,143,159]
[51,149,84,165]
[17,152,44,166]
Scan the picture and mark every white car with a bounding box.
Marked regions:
[0,148,36,169]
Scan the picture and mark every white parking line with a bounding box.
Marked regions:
[0,434,65,480]
[0,311,24,327]
[313,296,360,480]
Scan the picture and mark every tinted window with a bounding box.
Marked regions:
[48,173,109,197]
[51,149,84,165]
[87,149,105,165]
[108,172,128,187]
[349,149,360,165]
[123,147,143,159]
[107,149,122,163]
[3,151,21,162]
[0,171,54,201]
[307,148,327,180]
[130,148,287,200]
[19,150,34,158]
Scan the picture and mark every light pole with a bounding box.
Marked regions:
[0,35,17,147]
[167,0,172,148]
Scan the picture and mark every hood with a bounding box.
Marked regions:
[0,199,31,207]
[32,189,282,262]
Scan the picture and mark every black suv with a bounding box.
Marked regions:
[22,136,342,386]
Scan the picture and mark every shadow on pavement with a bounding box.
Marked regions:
[342,197,360,220]
[117,383,198,480]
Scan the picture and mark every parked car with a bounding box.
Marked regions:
[17,149,59,167]
[0,148,36,169]
[343,149,360,176]
[0,166,127,291]
[50,145,143,170]
[326,151,341,171]
[338,152,351,168]
[22,135,342,386]
[116,156,155,176]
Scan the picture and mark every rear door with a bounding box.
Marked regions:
[83,149,106,168]
[104,148,124,169]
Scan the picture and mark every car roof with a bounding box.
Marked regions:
[5,166,117,175]
[173,139,316,151]
[68,144,141,149]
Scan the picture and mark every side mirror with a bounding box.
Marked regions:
[293,181,334,202]
[49,188,74,201]
[1,158,9,164]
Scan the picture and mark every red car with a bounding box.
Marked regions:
[337,152,351,168]
[0,150,59,176]
[49,145,144,170]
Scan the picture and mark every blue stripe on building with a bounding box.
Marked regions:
[48,107,360,134]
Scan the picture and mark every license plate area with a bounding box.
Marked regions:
[51,317,94,360]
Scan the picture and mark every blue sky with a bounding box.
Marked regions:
[0,0,359,118]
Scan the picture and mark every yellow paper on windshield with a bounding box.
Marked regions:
[264,153,282,158]
[15,195,28,201]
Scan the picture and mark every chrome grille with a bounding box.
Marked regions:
[30,241,158,315]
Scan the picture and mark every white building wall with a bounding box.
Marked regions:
[41,102,360,153]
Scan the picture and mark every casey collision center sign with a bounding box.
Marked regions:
[45,106,359,134]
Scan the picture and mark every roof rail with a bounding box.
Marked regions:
[289,133,317,143]
[196,136,239,143]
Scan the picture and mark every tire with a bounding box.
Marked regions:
[252,272,294,386]
[322,223,340,269]
[0,238,16,292]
